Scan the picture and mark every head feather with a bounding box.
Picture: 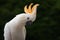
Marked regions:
[24,5,29,13]
[24,3,39,14]
[28,3,33,14]
[32,4,39,12]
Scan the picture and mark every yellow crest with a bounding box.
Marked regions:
[24,3,39,14]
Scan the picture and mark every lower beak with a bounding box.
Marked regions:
[26,21,32,26]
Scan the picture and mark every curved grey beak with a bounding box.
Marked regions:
[26,21,32,26]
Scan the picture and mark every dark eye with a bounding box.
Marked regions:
[27,17,29,20]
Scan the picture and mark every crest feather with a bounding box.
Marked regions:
[28,3,33,14]
[24,3,39,14]
[24,5,29,13]
[32,4,39,12]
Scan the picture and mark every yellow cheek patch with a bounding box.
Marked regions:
[24,3,39,14]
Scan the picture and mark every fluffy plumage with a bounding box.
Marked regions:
[4,3,39,40]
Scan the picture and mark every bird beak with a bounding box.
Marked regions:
[26,21,32,26]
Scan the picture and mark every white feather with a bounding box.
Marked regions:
[4,13,26,40]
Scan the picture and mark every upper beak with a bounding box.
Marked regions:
[26,21,32,26]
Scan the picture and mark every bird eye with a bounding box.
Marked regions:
[27,17,29,20]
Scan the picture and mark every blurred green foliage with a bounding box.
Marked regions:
[0,0,60,40]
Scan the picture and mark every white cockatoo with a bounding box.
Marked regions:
[4,3,39,40]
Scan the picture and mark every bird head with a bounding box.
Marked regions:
[17,3,39,26]
[24,3,39,25]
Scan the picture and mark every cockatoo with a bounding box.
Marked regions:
[4,3,39,40]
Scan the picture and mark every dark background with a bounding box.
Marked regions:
[0,0,60,40]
